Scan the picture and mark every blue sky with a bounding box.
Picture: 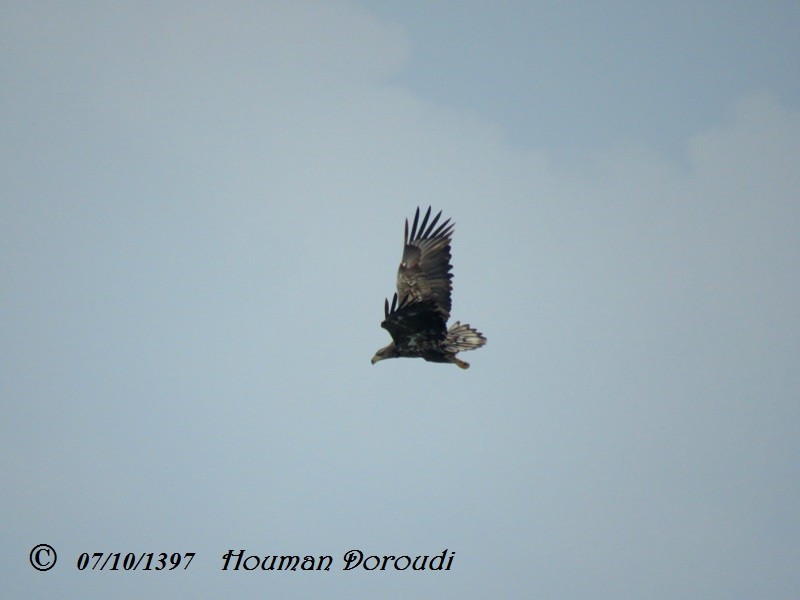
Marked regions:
[371,1,800,164]
[2,2,799,598]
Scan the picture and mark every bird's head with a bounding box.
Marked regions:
[371,343,396,365]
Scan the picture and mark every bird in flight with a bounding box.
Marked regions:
[371,207,486,369]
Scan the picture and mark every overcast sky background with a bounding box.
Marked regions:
[2,2,799,598]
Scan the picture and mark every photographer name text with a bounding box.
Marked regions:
[221,548,455,572]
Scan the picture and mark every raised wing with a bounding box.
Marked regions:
[381,293,447,346]
[396,207,455,319]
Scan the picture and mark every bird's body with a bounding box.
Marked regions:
[371,207,486,369]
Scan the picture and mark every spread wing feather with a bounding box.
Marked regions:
[396,206,455,319]
[381,293,447,346]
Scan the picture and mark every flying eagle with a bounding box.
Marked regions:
[371,207,486,369]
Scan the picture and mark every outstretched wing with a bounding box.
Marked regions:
[381,293,447,346]
[396,206,455,320]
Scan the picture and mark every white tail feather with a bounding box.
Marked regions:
[445,321,487,353]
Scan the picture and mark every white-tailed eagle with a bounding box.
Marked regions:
[371,207,486,369]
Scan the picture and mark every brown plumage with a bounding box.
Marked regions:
[371,207,486,369]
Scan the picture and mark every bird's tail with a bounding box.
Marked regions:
[445,321,487,354]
